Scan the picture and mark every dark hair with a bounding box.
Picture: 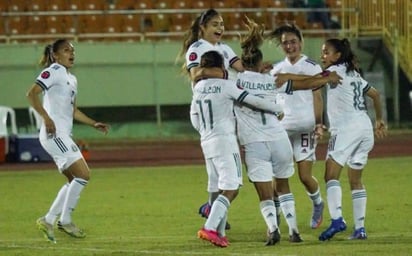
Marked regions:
[265,23,303,45]
[39,39,68,68]
[240,16,265,69]
[325,38,359,73]
[176,9,220,70]
[200,51,224,68]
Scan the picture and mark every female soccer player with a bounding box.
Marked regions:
[267,23,326,230]
[177,8,244,228]
[234,17,302,245]
[178,8,244,83]
[27,39,109,243]
[317,38,387,241]
[191,50,283,247]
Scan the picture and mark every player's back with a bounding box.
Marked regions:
[192,78,240,157]
[326,64,372,130]
[235,71,285,145]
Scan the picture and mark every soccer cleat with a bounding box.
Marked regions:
[198,202,231,230]
[197,228,228,247]
[289,230,303,243]
[265,229,281,246]
[36,217,56,243]
[311,201,324,229]
[319,217,347,241]
[57,221,86,238]
[198,202,211,219]
[348,227,367,240]
[220,236,230,247]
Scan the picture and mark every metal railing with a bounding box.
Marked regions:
[0,2,410,81]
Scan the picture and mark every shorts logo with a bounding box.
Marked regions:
[189,52,197,61]
[41,71,50,79]
[71,144,79,152]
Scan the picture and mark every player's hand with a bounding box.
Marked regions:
[260,61,273,73]
[327,71,342,86]
[93,122,110,135]
[44,117,56,138]
[274,74,288,87]
[374,119,387,139]
[275,112,284,121]
[314,124,327,140]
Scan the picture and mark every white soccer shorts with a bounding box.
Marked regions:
[40,135,84,172]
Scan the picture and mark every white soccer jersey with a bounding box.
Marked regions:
[191,78,281,158]
[234,71,290,145]
[185,38,239,80]
[325,64,373,131]
[35,63,77,140]
[270,55,323,131]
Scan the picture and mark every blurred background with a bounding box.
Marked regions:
[0,0,411,141]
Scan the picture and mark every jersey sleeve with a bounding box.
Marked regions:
[222,44,239,68]
[185,42,205,71]
[224,80,283,113]
[35,67,56,91]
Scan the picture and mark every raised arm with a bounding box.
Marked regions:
[276,71,341,90]
[190,66,226,82]
[237,91,283,114]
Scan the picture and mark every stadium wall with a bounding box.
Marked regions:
[1,38,328,108]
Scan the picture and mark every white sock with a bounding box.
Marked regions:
[273,198,281,216]
[204,195,230,232]
[307,186,322,205]
[326,180,342,220]
[59,178,88,224]
[216,212,227,237]
[279,193,299,235]
[352,189,367,229]
[260,200,278,233]
[45,183,69,224]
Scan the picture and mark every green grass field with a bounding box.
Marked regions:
[1,157,412,255]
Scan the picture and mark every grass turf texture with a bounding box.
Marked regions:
[1,157,412,255]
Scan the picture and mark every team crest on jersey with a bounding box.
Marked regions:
[71,144,79,152]
[189,52,197,61]
[223,50,229,59]
[41,71,50,79]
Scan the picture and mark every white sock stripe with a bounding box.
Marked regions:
[326,179,340,189]
[352,191,367,199]
[73,178,88,186]
[216,195,230,208]
[279,193,294,203]
[260,200,275,208]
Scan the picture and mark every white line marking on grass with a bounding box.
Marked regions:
[1,244,279,256]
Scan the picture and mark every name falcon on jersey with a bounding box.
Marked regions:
[199,86,222,94]
[238,80,275,91]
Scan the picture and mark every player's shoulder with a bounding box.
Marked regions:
[303,56,319,66]
[38,63,64,79]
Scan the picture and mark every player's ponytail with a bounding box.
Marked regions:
[39,39,68,68]
[240,16,264,69]
[39,44,54,68]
